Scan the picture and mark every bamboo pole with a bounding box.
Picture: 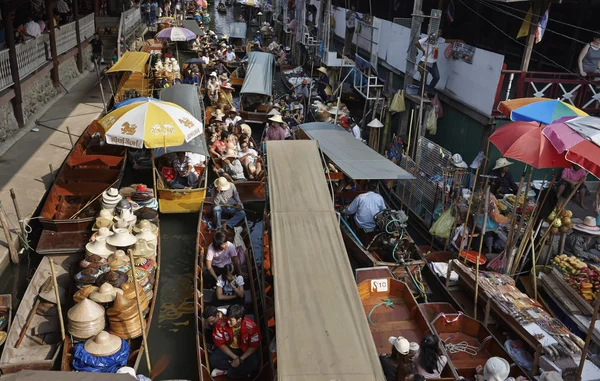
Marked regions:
[9,189,26,245]
[0,201,18,264]
[401,110,415,211]
[49,259,65,341]
[473,186,490,321]
[577,297,600,381]
[530,235,538,300]
[465,183,484,263]
[128,250,152,372]
[504,170,527,274]
[509,167,533,274]
[458,163,481,255]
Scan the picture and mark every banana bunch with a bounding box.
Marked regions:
[495,200,508,211]
[506,194,524,206]
[553,254,587,275]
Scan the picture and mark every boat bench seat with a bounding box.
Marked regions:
[67,154,124,167]
[54,182,115,197]
[202,289,252,306]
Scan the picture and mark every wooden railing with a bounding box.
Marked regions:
[123,7,141,35]
[493,68,600,116]
[0,13,95,92]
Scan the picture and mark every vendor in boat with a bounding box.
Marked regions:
[214,263,245,306]
[239,141,261,180]
[219,149,247,182]
[210,130,230,157]
[413,335,447,379]
[264,115,287,141]
[343,182,386,233]
[490,158,518,197]
[293,79,310,100]
[170,152,199,189]
[212,177,246,232]
[210,305,261,378]
[557,163,588,208]
[380,336,414,381]
[565,216,600,263]
[218,82,235,110]
[206,230,242,288]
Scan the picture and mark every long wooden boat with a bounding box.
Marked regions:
[194,201,273,380]
[154,84,209,213]
[230,66,245,87]
[106,52,154,103]
[0,255,80,373]
[239,52,274,125]
[36,121,127,255]
[207,153,265,203]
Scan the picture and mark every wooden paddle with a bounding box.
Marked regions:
[150,354,170,380]
[16,278,53,348]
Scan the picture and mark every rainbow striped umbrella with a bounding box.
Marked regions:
[497,98,588,125]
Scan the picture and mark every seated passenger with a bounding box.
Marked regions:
[380,336,414,381]
[205,230,242,289]
[210,130,229,157]
[202,305,226,346]
[212,177,246,232]
[214,263,245,306]
[210,305,261,378]
[239,142,261,180]
[220,149,246,182]
[413,335,447,379]
[170,152,199,189]
[342,182,386,233]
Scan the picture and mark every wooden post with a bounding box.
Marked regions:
[47,0,60,87]
[473,186,490,320]
[0,201,18,264]
[9,189,27,245]
[577,297,600,381]
[530,235,538,300]
[458,163,481,255]
[73,0,83,73]
[2,2,24,128]
[128,250,152,372]
[520,1,542,72]
[49,259,65,341]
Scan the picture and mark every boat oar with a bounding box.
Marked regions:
[49,259,65,341]
[15,278,53,348]
[150,354,170,380]
[128,249,152,372]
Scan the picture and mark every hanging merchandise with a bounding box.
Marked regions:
[451,42,476,64]
[389,90,406,113]
[535,5,550,43]
[430,208,454,239]
[431,94,444,118]
[425,106,437,135]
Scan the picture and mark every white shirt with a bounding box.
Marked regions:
[186,152,206,166]
[346,11,357,29]
[351,125,361,140]
[216,274,244,296]
[225,115,241,127]
[24,21,41,37]
[225,51,236,62]
[56,0,70,13]
[240,148,258,165]
[419,36,439,64]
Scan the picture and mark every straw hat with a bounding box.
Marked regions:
[210,71,218,77]
[75,267,104,287]
[573,216,600,235]
[273,103,282,109]
[108,259,132,273]
[96,270,128,288]
[120,282,149,311]
[241,124,252,136]
[67,299,106,339]
[483,357,510,381]
[92,217,113,231]
[220,42,227,47]
[214,177,231,191]
[84,332,123,357]
[115,199,132,215]
[267,109,280,116]
[493,157,513,170]
[268,114,284,123]
[80,254,108,269]
[224,149,238,159]
[90,283,124,303]
[228,107,238,114]
[133,220,158,234]
[221,82,234,91]
[317,67,328,75]
[99,209,114,219]
[109,250,131,263]
[128,239,156,259]
[211,109,226,118]
[107,293,139,320]
[135,229,158,248]
[86,237,116,258]
[388,336,410,355]
[367,118,384,128]
[134,257,156,273]
[450,153,468,169]
[102,188,121,203]
[95,227,114,240]
[106,228,137,247]
[74,285,99,303]
[214,116,223,122]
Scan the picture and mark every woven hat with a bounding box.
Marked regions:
[75,267,104,287]
[90,283,124,303]
[267,109,280,116]
[367,118,384,128]
[212,109,225,118]
[133,219,158,234]
[128,239,157,259]
[228,107,238,114]
[99,209,114,219]
[327,107,342,116]
[388,336,410,355]
[108,259,132,273]
[221,82,234,91]
[106,229,137,247]
[219,72,228,80]
[483,357,510,381]
[86,237,116,258]
[107,293,139,321]
[573,216,600,235]
[80,254,108,269]
[224,149,238,159]
[95,227,114,239]
[96,270,128,288]
[92,217,113,231]
[268,114,284,123]
[39,279,65,304]
[317,66,328,75]
[74,285,98,303]
[109,250,130,263]
[135,228,158,247]
[102,188,121,202]
[84,332,123,357]
[214,177,231,191]
[450,153,468,169]
[67,298,105,332]
[120,282,149,311]
[493,157,513,170]
[241,124,252,135]
[134,257,155,272]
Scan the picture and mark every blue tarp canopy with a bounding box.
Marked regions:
[229,22,247,39]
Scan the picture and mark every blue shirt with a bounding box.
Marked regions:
[345,192,385,230]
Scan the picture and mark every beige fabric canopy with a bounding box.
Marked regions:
[267,140,385,381]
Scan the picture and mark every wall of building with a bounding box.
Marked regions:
[0,103,18,143]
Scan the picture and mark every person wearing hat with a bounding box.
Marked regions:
[343,181,386,233]
[379,336,414,381]
[225,108,242,129]
[565,216,600,263]
[218,82,234,110]
[264,115,287,141]
[170,152,199,189]
[556,163,588,208]
[293,79,310,101]
[207,72,220,105]
[212,177,246,232]
[219,149,246,182]
[239,140,261,180]
[291,97,304,115]
[413,334,447,378]
[475,356,527,381]
[490,158,518,197]
[210,305,261,378]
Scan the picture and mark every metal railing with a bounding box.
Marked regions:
[17,34,50,79]
[493,69,600,116]
[56,20,78,55]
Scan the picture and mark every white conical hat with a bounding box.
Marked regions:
[368,118,384,128]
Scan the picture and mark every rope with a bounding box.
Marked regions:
[443,337,480,356]
[368,298,398,326]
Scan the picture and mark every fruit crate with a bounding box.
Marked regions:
[550,267,595,316]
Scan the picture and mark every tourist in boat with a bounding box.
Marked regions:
[475,356,528,381]
[350,118,362,141]
[224,46,237,63]
[490,158,518,197]
[206,230,242,288]
[210,305,261,378]
[380,336,414,381]
[565,216,600,263]
[203,305,226,328]
[212,177,246,232]
[412,335,447,379]
[343,182,386,233]
[207,72,220,105]
[218,82,235,110]
[214,264,245,306]
[170,152,199,189]
[225,108,242,130]
[239,141,261,180]
[264,115,287,141]
[291,97,304,115]
[210,130,230,157]
[219,150,247,182]
[556,163,588,208]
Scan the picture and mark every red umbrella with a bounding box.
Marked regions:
[566,140,600,179]
[489,121,571,169]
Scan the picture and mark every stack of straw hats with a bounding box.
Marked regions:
[107,294,143,339]
[85,236,116,259]
[101,188,122,211]
[67,299,105,339]
[120,282,149,313]
[89,283,123,304]
[84,331,123,357]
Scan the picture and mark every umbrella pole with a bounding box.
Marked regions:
[504,169,526,273]
[129,249,152,373]
[466,176,489,263]
[473,186,490,321]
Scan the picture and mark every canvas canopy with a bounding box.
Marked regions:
[182,20,204,36]
[107,52,150,74]
[156,84,208,157]
[240,52,273,97]
[300,122,414,180]
[266,140,385,381]
[229,22,247,39]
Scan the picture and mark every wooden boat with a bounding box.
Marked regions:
[107,52,154,103]
[36,121,127,255]
[61,220,162,372]
[230,66,245,87]
[355,269,456,380]
[0,255,80,373]
[194,201,273,380]
[207,151,266,204]
[154,84,209,213]
[430,312,528,380]
[239,52,274,125]
[217,3,226,12]
[229,22,247,56]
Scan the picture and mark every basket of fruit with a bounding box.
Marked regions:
[546,209,573,235]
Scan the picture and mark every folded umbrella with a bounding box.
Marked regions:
[565,116,600,145]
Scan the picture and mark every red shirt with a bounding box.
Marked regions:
[212,317,261,352]
[211,140,227,155]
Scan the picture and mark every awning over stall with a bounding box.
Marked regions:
[182,20,204,36]
[229,22,247,39]
[267,140,385,381]
[300,122,414,180]
[106,52,150,74]
[240,52,274,97]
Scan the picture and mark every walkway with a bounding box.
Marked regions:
[0,71,111,273]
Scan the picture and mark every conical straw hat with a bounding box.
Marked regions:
[90,283,124,303]
[107,293,138,320]
[84,331,123,357]
[67,298,105,322]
